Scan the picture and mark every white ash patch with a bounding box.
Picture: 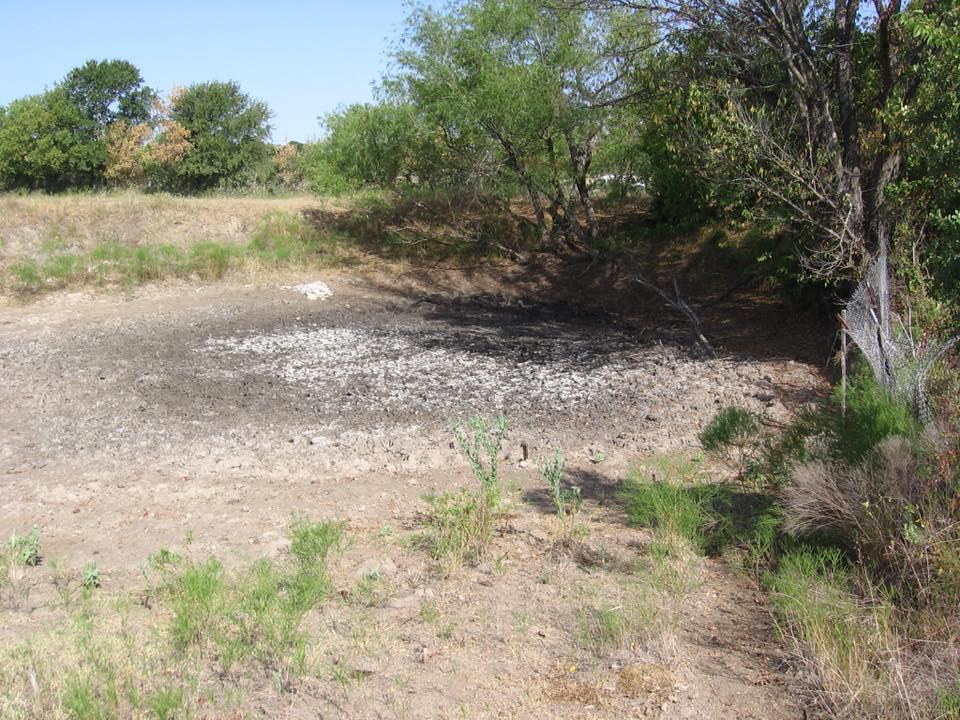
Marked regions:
[285,281,332,301]
[203,325,648,413]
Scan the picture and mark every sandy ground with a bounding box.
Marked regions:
[0,268,823,718]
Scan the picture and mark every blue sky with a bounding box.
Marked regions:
[0,1,411,142]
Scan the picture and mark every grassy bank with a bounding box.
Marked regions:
[616,372,960,719]
[0,190,530,297]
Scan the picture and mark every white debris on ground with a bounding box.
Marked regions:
[201,324,789,427]
[286,281,332,300]
[205,325,634,412]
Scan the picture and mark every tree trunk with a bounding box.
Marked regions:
[565,130,600,246]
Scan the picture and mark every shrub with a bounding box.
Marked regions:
[784,434,960,605]
[825,365,921,464]
[699,406,761,479]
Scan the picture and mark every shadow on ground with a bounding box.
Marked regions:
[301,196,832,367]
[522,467,625,514]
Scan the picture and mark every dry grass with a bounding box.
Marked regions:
[0,190,522,298]
[767,545,960,719]
[0,193,353,296]
[0,192,320,259]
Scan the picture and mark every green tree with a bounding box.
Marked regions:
[0,89,103,191]
[394,0,644,249]
[891,1,960,315]
[170,81,272,192]
[320,102,421,189]
[612,0,955,280]
[61,59,154,128]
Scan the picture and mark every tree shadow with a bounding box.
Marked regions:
[299,195,831,366]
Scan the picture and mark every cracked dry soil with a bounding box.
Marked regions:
[0,269,823,718]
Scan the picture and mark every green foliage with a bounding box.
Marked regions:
[935,680,960,718]
[144,685,184,720]
[826,365,921,464]
[420,487,498,571]
[393,0,644,242]
[577,590,660,652]
[168,557,226,651]
[621,461,790,566]
[538,450,582,542]
[540,450,581,517]
[159,517,342,684]
[62,674,107,720]
[0,59,153,192]
[351,570,393,608]
[61,59,154,128]
[319,103,422,190]
[0,91,103,191]
[764,545,856,640]
[420,414,509,571]
[8,526,41,567]
[762,546,924,718]
[699,406,761,478]
[452,413,508,499]
[288,516,343,578]
[80,562,101,590]
[0,518,344,717]
[699,407,759,453]
[620,475,715,552]
[170,81,272,192]
[293,141,357,195]
[891,1,960,317]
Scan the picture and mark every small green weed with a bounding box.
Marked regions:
[420,415,508,572]
[8,527,41,566]
[81,562,101,590]
[419,601,440,624]
[452,413,508,497]
[539,450,582,544]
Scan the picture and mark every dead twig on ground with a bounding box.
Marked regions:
[635,274,715,358]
